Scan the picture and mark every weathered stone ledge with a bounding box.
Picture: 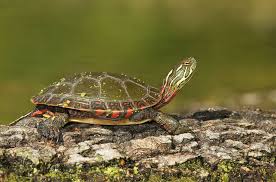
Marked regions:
[0,108,275,181]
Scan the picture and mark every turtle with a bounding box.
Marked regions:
[15,57,197,141]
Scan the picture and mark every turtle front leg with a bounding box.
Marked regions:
[130,108,188,134]
[37,112,69,142]
[153,111,184,134]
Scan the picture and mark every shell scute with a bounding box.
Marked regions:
[124,80,147,101]
[51,83,72,95]
[101,77,128,101]
[74,78,100,98]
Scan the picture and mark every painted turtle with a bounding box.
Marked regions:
[19,58,196,140]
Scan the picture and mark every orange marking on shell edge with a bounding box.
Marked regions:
[95,109,105,116]
[31,109,48,117]
[111,111,121,119]
[125,109,134,118]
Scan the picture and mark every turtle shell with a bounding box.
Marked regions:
[32,72,160,119]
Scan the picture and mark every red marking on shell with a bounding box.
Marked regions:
[111,111,121,119]
[95,109,105,116]
[31,109,48,117]
[133,101,146,108]
[141,106,146,109]
[121,102,134,110]
[125,109,134,118]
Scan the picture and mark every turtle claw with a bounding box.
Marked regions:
[36,113,69,143]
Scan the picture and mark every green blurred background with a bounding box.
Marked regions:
[1,0,276,124]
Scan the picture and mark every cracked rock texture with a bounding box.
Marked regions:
[0,108,275,181]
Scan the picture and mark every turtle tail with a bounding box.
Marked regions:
[9,111,33,126]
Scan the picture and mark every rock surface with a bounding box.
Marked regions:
[0,108,275,181]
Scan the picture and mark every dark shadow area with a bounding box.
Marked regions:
[190,109,233,121]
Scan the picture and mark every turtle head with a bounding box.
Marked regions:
[154,57,197,109]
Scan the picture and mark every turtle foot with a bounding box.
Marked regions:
[36,113,69,143]
[154,111,191,135]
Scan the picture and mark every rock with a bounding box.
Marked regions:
[0,126,39,148]
[91,143,122,161]
[122,135,172,160]
[141,153,198,168]
[0,108,276,181]
[6,146,56,165]
[172,133,195,144]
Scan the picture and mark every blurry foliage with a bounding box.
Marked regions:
[0,0,276,123]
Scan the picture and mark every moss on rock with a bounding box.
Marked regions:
[1,157,276,182]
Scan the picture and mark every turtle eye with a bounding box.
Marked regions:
[183,61,191,66]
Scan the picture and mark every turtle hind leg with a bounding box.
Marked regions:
[37,112,69,142]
